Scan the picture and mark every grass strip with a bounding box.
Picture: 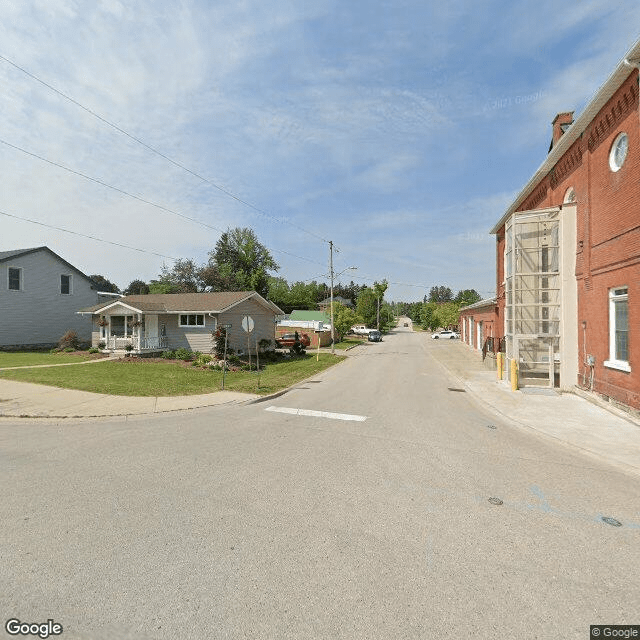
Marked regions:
[0,353,344,396]
[0,352,99,368]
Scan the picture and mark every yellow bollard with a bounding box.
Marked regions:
[496,352,503,380]
[510,358,518,391]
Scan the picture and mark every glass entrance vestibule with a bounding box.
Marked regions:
[503,205,577,389]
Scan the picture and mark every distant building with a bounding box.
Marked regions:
[318,296,354,311]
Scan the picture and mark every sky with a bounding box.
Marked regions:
[1,1,640,302]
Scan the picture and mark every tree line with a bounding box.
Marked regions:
[393,287,482,331]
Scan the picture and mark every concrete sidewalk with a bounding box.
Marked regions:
[0,378,258,418]
[428,340,640,478]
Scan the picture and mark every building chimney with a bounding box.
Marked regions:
[550,111,574,150]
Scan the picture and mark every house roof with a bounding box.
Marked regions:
[79,291,284,315]
[0,246,94,283]
[491,37,640,234]
[289,310,331,321]
[459,297,497,312]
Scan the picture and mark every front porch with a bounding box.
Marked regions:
[97,311,168,354]
[104,335,168,353]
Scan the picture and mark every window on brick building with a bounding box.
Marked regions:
[605,287,630,372]
[609,132,628,172]
[563,187,576,203]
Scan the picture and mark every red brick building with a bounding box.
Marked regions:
[459,297,498,360]
[490,39,640,411]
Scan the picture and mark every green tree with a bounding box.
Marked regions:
[429,286,453,303]
[201,227,279,297]
[433,302,460,329]
[356,287,377,327]
[123,279,150,296]
[455,289,481,305]
[373,280,389,329]
[157,259,200,293]
[420,302,439,330]
[89,274,119,293]
[332,303,361,339]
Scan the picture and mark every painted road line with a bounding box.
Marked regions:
[265,406,367,422]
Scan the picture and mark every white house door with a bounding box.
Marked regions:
[476,321,482,350]
[145,314,158,348]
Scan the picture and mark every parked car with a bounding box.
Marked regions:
[368,330,382,342]
[431,330,459,340]
[275,333,311,348]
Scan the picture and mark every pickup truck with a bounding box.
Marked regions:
[351,325,375,335]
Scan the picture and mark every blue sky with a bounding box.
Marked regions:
[1,1,639,301]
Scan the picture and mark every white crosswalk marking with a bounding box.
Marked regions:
[265,406,367,422]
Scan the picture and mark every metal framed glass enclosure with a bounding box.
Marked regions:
[504,209,561,387]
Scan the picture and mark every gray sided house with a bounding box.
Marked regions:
[79,291,284,355]
[0,246,98,349]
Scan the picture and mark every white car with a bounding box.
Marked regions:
[431,330,459,340]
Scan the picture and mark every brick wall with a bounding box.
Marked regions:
[495,69,640,409]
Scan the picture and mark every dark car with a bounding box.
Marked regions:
[368,330,382,342]
[275,333,311,349]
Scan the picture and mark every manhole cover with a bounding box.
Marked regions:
[488,497,503,506]
[447,387,466,393]
[486,424,497,430]
[601,516,622,527]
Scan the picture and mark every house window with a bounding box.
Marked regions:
[8,267,22,291]
[179,314,205,327]
[605,287,630,372]
[60,274,72,295]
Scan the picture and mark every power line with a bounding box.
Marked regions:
[0,209,179,260]
[0,138,326,267]
[0,53,328,243]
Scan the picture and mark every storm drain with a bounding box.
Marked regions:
[486,424,497,430]
[447,387,466,393]
[488,497,504,506]
[601,516,622,527]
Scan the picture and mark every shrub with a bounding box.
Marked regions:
[98,341,106,349]
[175,348,194,361]
[88,347,100,354]
[58,330,80,351]
[161,350,176,359]
[63,347,75,352]
[192,354,212,367]
[258,338,272,352]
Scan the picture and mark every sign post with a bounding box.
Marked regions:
[241,315,255,371]
[220,323,232,390]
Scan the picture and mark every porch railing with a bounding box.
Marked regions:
[105,336,167,350]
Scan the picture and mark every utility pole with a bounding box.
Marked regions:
[329,240,335,354]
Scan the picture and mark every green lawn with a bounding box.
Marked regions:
[333,337,366,349]
[0,354,345,396]
[0,351,101,368]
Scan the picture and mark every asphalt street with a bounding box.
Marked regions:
[2,326,639,639]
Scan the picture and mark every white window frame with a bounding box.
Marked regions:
[7,266,22,291]
[604,286,630,372]
[179,314,205,327]
[60,273,73,295]
[609,132,629,172]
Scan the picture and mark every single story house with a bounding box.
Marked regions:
[0,246,100,349]
[79,291,284,355]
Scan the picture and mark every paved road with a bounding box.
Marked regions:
[2,326,639,639]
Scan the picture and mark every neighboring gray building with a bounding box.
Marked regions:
[79,291,285,355]
[0,246,98,349]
